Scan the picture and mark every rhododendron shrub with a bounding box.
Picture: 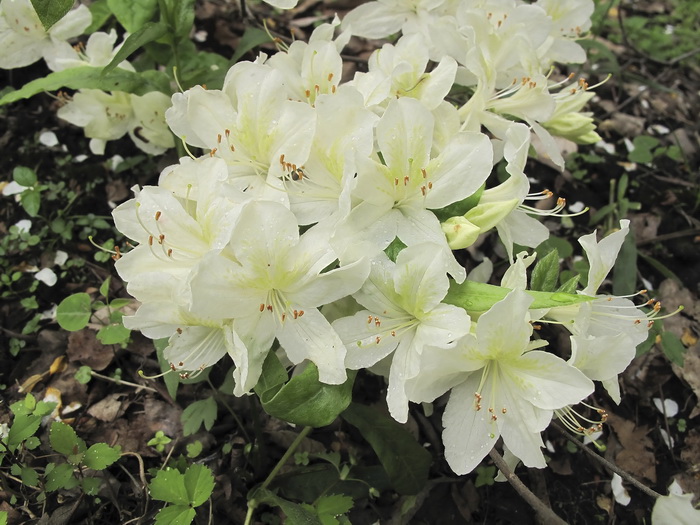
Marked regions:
[0,0,664,479]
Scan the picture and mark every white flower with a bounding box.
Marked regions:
[333,243,471,422]
[349,33,457,111]
[188,201,370,392]
[166,62,316,201]
[34,267,57,286]
[338,97,492,281]
[50,29,135,71]
[407,290,593,474]
[652,493,700,525]
[0,0,91,70]
[546,220,649,403]
[341,0,449,41]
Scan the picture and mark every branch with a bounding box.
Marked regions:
[488,449,568,525]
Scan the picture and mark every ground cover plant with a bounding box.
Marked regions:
[1,0,699,523]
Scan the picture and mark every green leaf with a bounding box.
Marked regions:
[315,494,353,517]
[0,67,170,106]
[150,468,189,505]
[75,365,93,384]
[612,229,637,296]
[103,21,169,75]
[50,421,86,458]
[229,27,273,65]
[661,331,687,367]
[474,465,496,488]
[252,488,323,525]
[13,166,37,187]
[155,338,180,400]
[107,0,158,32]
[99,277,111,299]
[85,0,112,34]
[20,189,41,217]
[341,403,431,495]
[186,441,202,458]
[81,477,102,496]
[96,323,131,344]
[556,274,580,294]
[30,0,73,31]
[254,350,289,397]
[154,505,196,525]
[8,414,42,448]
[21,466,40,487]
[260,363,355,428]
[183,464,215,507]
[162,0,196,38]
[530,249,560,292]
[444,281,595,316]
[44,463,76,492]
[181,397,217,436]
[56,293,92,331]
[83,443,122,470]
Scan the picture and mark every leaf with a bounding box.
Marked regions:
[556,274,580,294]
[254,350,288,397]
[20,466,39,487]
[181,397,217,436]
[13,166,37,187]
[99,277,111,299]
[341,403,431,495]
[154,505,196,525]
[661,332,687,367]
[150,468,189,505]
[161,0,196,38]
[183,464,214,507]
[83,443,122,470]
[107,0,158,33]
[260,363,355,428]
[252,488,323,525]
[85,0,112,34]
[612,228,637,296]
[102,21,169,75]
[44,463,76,492]
[96,323,131,345]
[81,477,102,496]
[229,27,272,65]
[8,414,42,448]
[444,281,595,316]
[315,494,354,517]
[56,293,92,331]
[50,421,86,460]
[30,0,73,31]
[20,189,41,217]
[530,249,560,292]
[0,67,170,106]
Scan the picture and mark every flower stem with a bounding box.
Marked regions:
[488,448,568,525]
[244,426,313,525]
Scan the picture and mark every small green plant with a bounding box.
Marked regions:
[148,431,173,453]
[56,276,132,346]
[149,464,215,525]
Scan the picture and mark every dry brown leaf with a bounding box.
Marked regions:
[66,328,115,371]
[606,412,657,483]
[87,393,129,422]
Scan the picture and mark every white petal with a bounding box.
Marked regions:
[34,268,57,286]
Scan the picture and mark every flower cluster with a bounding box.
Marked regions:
[0,0,173,155]
[99,1,656,475]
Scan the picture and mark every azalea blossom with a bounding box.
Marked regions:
[546,220,649,402]
[406,290,593,474]
[0,0,91,70]
[337,96,493,280]
[188,201,370,392]
[333,243,471,423]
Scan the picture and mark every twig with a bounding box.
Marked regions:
[635,228,700,247]
[488,449,568,525]
[552,422,661,500]
[90,371,158,393]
